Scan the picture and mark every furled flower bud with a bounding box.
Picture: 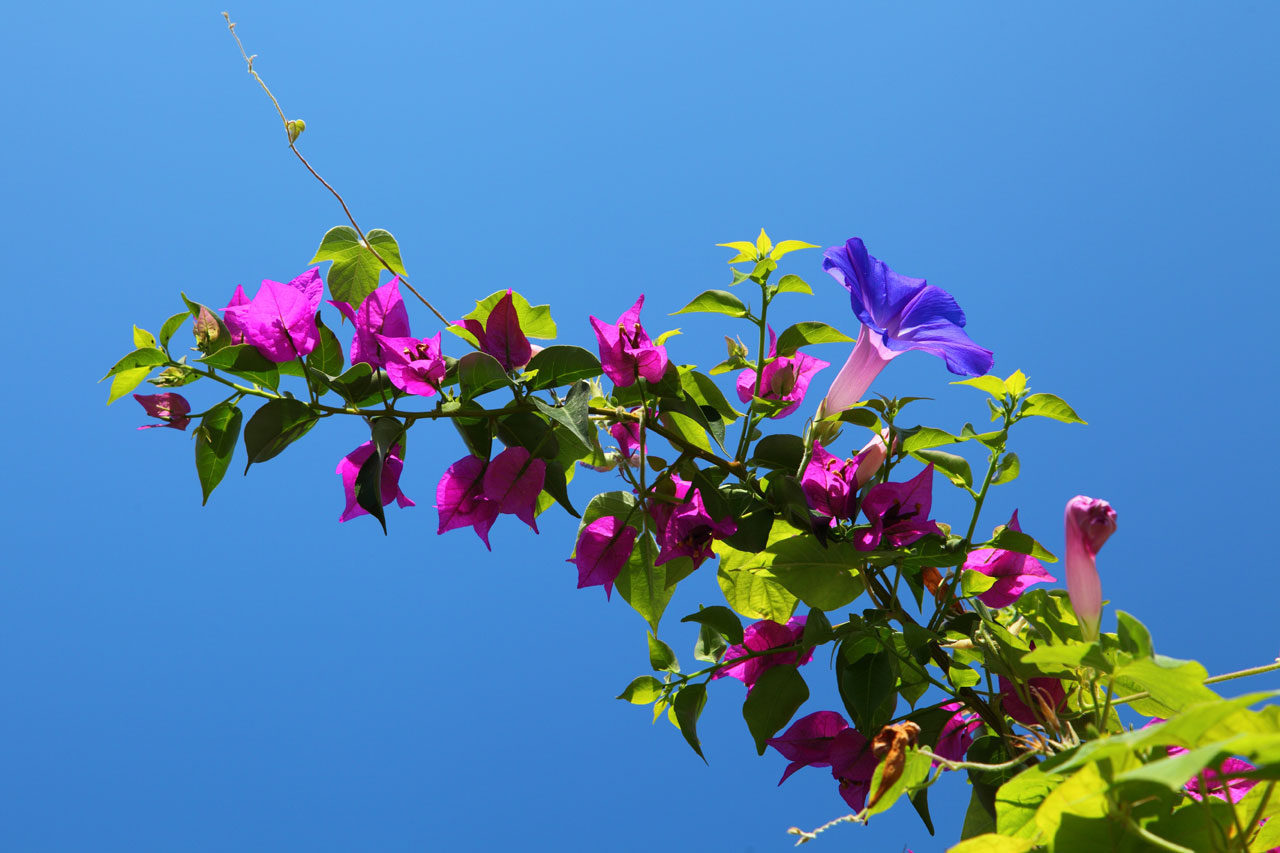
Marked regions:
[1064,496,1117,640]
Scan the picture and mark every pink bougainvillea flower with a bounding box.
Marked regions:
[828,727,880,811]
[963,511,1057,608]
[1143,719,1261,804]
[455,290,533,371]
[820,238,993,414]
[376,333,447,397]
[328,276,411,368]
[999,675,1067,728]
[1064,495,1116,640]
[589,295,669,387]
[653,483,737,568]
[934,701,983,764]
[766,710,850,784]
[133,393,192,430]
[735,327,829,418]
[223,286,250,345]
[481,445,546,533]
[335,441,415,523]
[713,616,813,692]
[436,454,500,548]
[222,269,325,363]
[800,435,886,525]
[568,516,638,599]
[855,464,943,551]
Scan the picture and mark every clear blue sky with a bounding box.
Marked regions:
[3,2,1277,850]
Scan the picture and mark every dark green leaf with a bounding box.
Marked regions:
[680,606,745,645]
[764,536,864,611]
[673,683,708,762]
[743,665,810,754]
[648,632,679,673]
[310,226,407,308]
[801,608,834,647]
[822,407,880,428]
[680,370,743,422]
[524,346,602,390]
[352,417,405,534]
[531,381,593,451]
[672,289,749,318]
[198,344,281,390]
[616,533,682,631]
[837,647,896,733]
[307,313,345,376]
[496,411,558,459]
[243,399,318,471]
[458,351,511,399]
[694,624,726,663]
[194,402,242,505]
[774,322,854,357]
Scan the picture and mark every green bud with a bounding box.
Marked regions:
[286,119,306,143]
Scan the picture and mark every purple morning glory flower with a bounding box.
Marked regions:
[336,441,415,523]
[855,464,943,551]
[589,295,669,387]
[376,333,447,397]
[713,616,813,692]
[133,393,191,430]
[436,454,500,549]
[820,238,993,414]
[934,701,983,764]
[736,327,829,418]
[652,480,737,569]
[963,510,1057,608]
[766,710,849,784]
[456,290,533,372]
[329,276,412,368]
[1065,495,1117,641]
[222,269,325,363]
[568,516,638,599]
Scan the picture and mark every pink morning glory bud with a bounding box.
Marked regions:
[568,516,638,599]
[852,431,889,488]
[1064,495,1117,640]
[133,393,191,430]
[588,295,669,387]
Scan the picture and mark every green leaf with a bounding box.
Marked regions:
[672,289,748,318]
[952,375,1009,398]
[352,416,405,533]
[133,325,157,349]
[770,241,819,260]
[838,647,896,733]
[716,240,758,264]
[680,606,744,645]
[959,789,997,841]
[242,399,318,471]
[310,226,408,308]
[715,560,798,623]
[659,410,713,454]
[867,750,932,817]
[755,228,773,257]
[995,763,1063,839]
[694,623,727,663]
[774,321,855,357]
[992,452,1020,485]
[986,528,1059,562]
[531,381,594,453]
[194,402,242,505]
[750,258,777,282]
[680,370,743,421]
[743,665,810,755]
[902,427,962,453]
[455,290,557,340]
[105,366,154,404]
[1112,656,1219,717]
[1116,611,1154,658]
[617,675,665,705]
[762,536,865,612]
[1004,370,1028,397]
[948,834,1036,853]
[181,294,233,355]
[751,434,805,472]
[198,344,281,390]
[616,533,683,631]
[1022,641,1112,674]
[912,448,973,488]
[673,683,708,762]
[961,569,998,596]
[159,311,191,350]
[307,314,345,376]
[1020,393,1086,425]
[772,273,812,294]
[524,346,602,390]
[647,632,679,673]
[102,347,168,380]
[655,328,682,346]
[457,351,511,399]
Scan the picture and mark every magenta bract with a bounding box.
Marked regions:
[828,727,880,811]
[455,290,533,371]
[963,510,1056,608]
[999,675,1067,728]
[713,616,813,693]
[376,333,447,397]
[855,464,942,551]
[766,710,850,784]
[652,481,737,569]
[934,701,983,764]
[335,441,415,523]
[436,454,500,549]
[329,276,411,368]
[589,295,669,387]
[569,516,639,599]
[222,269,324,363]
[735,328,829,418]
[133,393,192,430]
[482,446,546,533]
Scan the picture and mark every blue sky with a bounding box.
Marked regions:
[3,2,1278,850]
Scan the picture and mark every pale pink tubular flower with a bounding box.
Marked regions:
[1064,496,1117,640]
